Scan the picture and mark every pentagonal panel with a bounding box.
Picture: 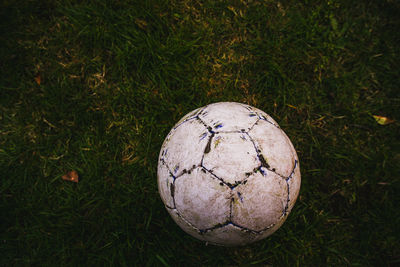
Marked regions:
[202,133,259,184]
[161,119,209,176]
[248,119,296,177]
[157,162,175,208]
[287,160,301,213]
[201,223,258,246]
[198,102,259,132]
[174,167,231,229]
[232,170,287,232]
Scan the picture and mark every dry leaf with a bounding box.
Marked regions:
[135,19,147,29]
[62,170,79,183]
[372,115,395,125]
[34,74,41,85]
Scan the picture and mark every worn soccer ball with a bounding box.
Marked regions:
[157,102,300,246]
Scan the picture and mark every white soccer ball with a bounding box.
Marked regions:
[157,102,301,246]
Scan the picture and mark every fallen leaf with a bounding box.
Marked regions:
[372,115,395,125]
[62,170,79,183]
[135,18,147,29]
[34,74,41,85]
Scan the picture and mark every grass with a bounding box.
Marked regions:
[1,0,399,265]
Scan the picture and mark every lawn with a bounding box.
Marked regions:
[1,0,399,266]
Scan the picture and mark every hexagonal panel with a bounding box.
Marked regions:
[161,119,209,176]
[157,161,175,208]
[198,102,259,132]
[202,132,260,184]
[174,167,231,229]
[231,169,287,232]
[201,223,258,246]
[248,119,297,177]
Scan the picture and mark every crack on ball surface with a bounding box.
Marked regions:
[258,154,270,169]
[170,183,175,199]
[204,132,215,154]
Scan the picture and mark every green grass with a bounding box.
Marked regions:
[1,0,399,265]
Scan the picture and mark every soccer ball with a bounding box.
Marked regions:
[157,102,300,246]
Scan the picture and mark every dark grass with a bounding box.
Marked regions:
[1,0,399,265]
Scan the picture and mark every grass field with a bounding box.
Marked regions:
[1,0,399,266]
